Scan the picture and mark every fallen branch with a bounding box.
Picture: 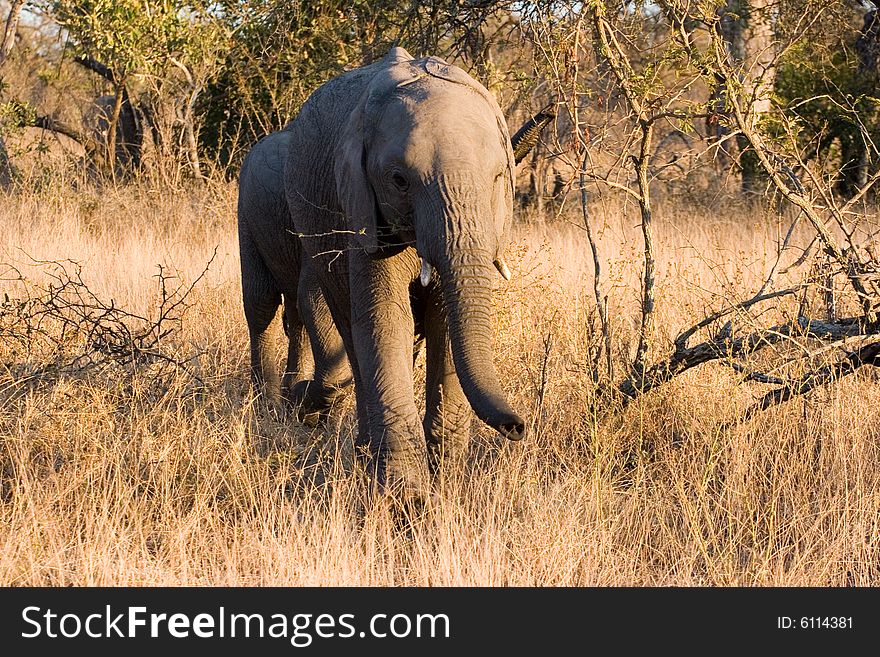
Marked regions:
[33,115,86,145]
[742,339,880,419]
[724,361,788,386]
[619,316,868,402]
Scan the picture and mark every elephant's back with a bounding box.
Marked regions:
[291,61,381,148]
[238,130,302,281]
[238,130,291,223]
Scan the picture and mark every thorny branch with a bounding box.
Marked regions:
[0,250,216,391]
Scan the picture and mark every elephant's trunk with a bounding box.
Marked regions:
[436,249,525,441]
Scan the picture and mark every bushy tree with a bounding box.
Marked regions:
[198,0,522,172]
[774,6,879,196]
[48,0,227,178]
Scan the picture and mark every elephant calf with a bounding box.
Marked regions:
[239,51,553,502]
[283,47,541,502]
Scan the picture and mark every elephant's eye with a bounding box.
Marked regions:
[391,172,409,191]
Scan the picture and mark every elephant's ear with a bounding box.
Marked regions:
[335,58,424,254]
[335,101,379,254]
[490,98,517,234]
[494,116,517,246]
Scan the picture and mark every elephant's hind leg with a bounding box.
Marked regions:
[241,232,282,397]
[280,296,313,395]
[423,288,470,479]
[285,263,352,424]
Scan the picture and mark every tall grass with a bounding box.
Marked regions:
[1,181,877,585]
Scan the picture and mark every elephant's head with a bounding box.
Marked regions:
[335,47,526,441]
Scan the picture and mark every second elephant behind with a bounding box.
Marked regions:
[238,127,350,422]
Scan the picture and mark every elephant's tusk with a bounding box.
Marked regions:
[420,258,433,287]
[493,258,512,281]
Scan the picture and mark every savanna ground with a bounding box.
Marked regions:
[1,179,878,586]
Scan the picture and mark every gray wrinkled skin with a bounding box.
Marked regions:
[279,47,526,501]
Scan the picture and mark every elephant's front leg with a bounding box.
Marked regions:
[349,249,429,500]
[422,286,470,479]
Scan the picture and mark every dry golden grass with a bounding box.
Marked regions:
[0,180,878,586]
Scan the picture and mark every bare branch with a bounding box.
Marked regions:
[74,55,115,83]
[705,23,879,321]
[724,361,788,385]
[620,316,869,402]
[33,115,86,145]
[743,339,880,418]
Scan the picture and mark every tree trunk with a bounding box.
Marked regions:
[0,137,12,189]
[0,1,26,186]
[183,92,203,180]
[848,9,880,197]
[169,58,204,180]
[0,0,24,66]
[106,81,125,178]
[117,85,142,172]
[719,0,777,195]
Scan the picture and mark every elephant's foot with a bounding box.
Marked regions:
[356,436,432,514]
[385,458,432,511]
[283,379,348,426]
[428,441,467,483]
[426,435,468,481]
[425,413,470,480]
